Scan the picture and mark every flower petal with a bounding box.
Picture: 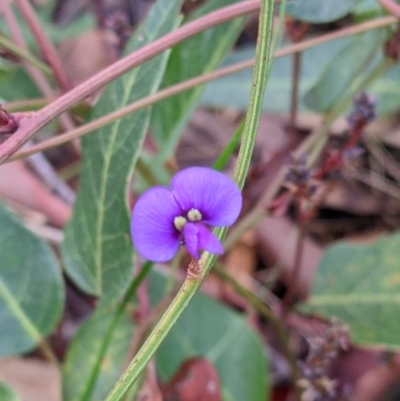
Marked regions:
[183,223,200,259]
[197,224,223,255]
[171,167,242,226]
[183,223,223,259]
[131,187,182,262]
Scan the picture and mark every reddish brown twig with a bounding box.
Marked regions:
[377,0,400,17]
[14,0,72,92]
[0,0,261,162]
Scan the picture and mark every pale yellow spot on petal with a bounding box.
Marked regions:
[187,208,202,222]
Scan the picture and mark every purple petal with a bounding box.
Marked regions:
[197,224,223,255]
[183,223,200,259]
[183,223,223,260]
[171,167,242,226]
[131,187,182,262]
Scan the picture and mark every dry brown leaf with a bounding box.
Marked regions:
[0,357,61,401]
[162,357,221,401]
[255,217,323,300]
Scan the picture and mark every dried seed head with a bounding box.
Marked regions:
[347,92,376,128]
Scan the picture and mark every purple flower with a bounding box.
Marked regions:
[131,167,242,262]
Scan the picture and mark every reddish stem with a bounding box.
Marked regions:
[1,0,54,97]
[1,0,75,133]
[14,0,72,92]
[0,0,260,163]
[377,0,400,17]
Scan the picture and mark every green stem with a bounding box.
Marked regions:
[38,339,60,369]
[0,32,53,75]
[103,2,275,401]
[225,57,395,250]
[212,264,299,386]
[213,118,245,171]
[224,208,266,250]
[80,262,153,401]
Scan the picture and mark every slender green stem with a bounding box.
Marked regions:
[225,58,395,250]
[213,119,245,171]
[224,208,266,250]
[212,264,299,386]
[81,262,153,401]
[0,32,53,75]
[135,158,160,187]
[233,7,274,189]
[4,98,50,112]
[38,339,60,369]
[103,2,275,401]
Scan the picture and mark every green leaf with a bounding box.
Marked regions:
[200,37,350,112]
[352,0,384,21]
[304,30,386,113]
[0,61,41,101]
[370,63,400,116]
[0,204,64,356]
[286,0,362,23]
[305,232,400,349]
[0,382,20,401]
[61,0,183,305]
[0,4,94,46]
[150,274,268,401]
[63,310,134,401]
[213,118,244,171]
[150,0,246,162]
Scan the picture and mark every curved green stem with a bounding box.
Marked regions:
[103,1,275,401]
[212,264,299,386]
[225,57,395,250]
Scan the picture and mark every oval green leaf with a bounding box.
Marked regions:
[63,310,134,401]
[0,204,64,356]
[304,30,386,113]
[200,37,349,112]
[150,0,246,162]
[305,232,400,349]
[151,274,268,401]
[286,0,361,23]
[61,0,183,306]
[0,382,20,401]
